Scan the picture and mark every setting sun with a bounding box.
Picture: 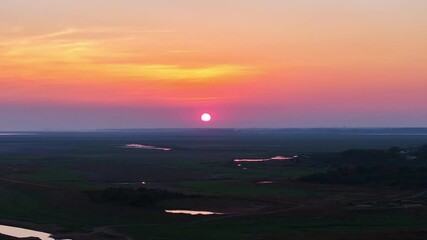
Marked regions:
[201,113,212,122]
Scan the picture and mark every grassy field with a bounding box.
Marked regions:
[179,179,318,198]
[118,210,427,240]
[0,129,427,239]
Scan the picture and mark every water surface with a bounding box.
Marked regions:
[234,156,296,162]
[0,224,66,240]
[165,210,224,215]
[258,181,274,184]
[0,133,32,136]
[123,144,171,151]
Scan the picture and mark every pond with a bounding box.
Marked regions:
[165,210,224,215]
[234,155,296,162]
[0,224,70,240]
[123,144,171,151]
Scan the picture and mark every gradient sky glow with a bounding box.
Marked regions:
[1,0,426,130]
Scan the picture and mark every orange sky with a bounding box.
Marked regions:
[0,1,426,129]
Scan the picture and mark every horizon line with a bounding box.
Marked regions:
[2,127,427,133]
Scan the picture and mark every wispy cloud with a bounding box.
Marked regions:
[26,27,175,41]
[28,28,80,40]
[152,96,234,101]
[0,27,258,83]
[106,64,255,81]
[170,50,210,54]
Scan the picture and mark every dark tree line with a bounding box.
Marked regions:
[301,145,427,188]
[87,187,198,207]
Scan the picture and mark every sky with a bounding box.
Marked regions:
[0,0,426,130]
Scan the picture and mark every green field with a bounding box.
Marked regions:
[0,129,427,239]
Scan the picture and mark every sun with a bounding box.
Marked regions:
[201,113,212,122]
